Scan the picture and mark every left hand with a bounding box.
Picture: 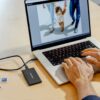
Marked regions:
[82,48,100,68]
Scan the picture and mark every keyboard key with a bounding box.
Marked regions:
[43,41,97,66]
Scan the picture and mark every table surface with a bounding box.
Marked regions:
[0,0,100,100]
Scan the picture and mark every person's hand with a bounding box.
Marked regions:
[64,2,67,10]
[64,0,67,7]
[62,57,94,88]
[62,57,96,100]
[82,48,100,68]
[64,5,66,11]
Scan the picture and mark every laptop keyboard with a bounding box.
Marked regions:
[43,41,97,66]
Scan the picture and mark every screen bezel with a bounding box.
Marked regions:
[24,0,91,51]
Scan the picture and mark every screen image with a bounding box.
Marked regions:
[26,0,90,48]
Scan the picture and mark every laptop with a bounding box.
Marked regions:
[25,0,100,85]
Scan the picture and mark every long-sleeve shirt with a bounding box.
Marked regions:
[83,95,100,100]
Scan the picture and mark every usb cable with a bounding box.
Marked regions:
[0,55,37,71]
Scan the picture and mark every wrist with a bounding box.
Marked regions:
[77,80,91,92]
[75,80,96,100]
[73,78,89,89]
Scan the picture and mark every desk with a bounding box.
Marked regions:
[0,0,100,100]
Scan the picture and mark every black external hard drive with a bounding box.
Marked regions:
[22,68,42,86]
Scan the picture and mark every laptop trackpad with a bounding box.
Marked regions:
[55,66,69,83]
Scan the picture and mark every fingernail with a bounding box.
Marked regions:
[69,57,73,59]
[62,62,64,65]
[86,56,91,59]
[81,53,84,56]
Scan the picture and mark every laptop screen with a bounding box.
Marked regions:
[25,0,91,50]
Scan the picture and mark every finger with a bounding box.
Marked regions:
[69,57,79,66]
[69,58,82,79]
[82,52,99,60]
[62,62,78,81]
[86,62,94,71]
[75,57,84,64]
[64,59,73,66]
[70,58,87,77]
[82,48,99,53]
[85,56,98,65]
[62,62,69,69]
[86,56,98,61]
[86,57,100,68]
[62,62,69,75]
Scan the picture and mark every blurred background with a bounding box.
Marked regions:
[0,0,100,58]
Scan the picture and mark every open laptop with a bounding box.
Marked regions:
[25,0,100,85]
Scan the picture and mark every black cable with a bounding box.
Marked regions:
[0,55,37,71]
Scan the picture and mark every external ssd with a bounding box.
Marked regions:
[22,68,42,86]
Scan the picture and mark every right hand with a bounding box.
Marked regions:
[62,57,96,100]
[82,48,100,68]
[62,57,94,88]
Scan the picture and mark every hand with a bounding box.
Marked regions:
[64,0,67,7]
[64,5,66,11]
[62,57,94,88]
[64,2,67,9]
[82,48,100,68]
[62,57,96,99]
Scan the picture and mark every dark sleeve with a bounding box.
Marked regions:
[83,95,100,100]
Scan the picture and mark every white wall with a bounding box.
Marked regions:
[92,0,100,4]
[0,0,31,57]
[0,0,100,58]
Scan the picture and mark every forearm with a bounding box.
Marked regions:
[76,81,96,100]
